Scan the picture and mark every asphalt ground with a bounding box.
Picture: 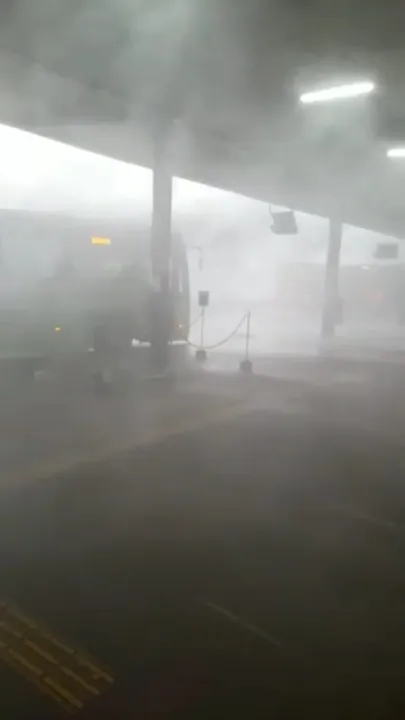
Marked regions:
[1,397,405,718]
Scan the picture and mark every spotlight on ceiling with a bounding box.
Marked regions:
[387,147,405,159]
[300,81,375,105]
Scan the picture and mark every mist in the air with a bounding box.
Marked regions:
[0,1,402,358]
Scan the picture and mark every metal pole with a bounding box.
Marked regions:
[245,311,251,360]
[151,131,172,291]
[321,217,343,339]
[200,307,206,349]
[150,130,173,373]
[240,311,253,373]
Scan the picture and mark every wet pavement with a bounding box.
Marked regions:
[1,373,405,717]
[0,370,274,488]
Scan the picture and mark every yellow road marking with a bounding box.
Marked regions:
[44,677,83,710]
[41,632,75,656]
[34,677,74,712]
[7,648,43,677]
[61,666,100,695]
[0,644,76,713]
[8,606,37,629]
[24,639,58,665]
[0,602,114,713]
[0,620,22,639]
[76,655,114,684]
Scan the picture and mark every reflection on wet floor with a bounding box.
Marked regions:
[1,377,405,717]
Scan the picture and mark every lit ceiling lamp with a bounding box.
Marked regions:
[300,81,375,105]
[387,147,405,158]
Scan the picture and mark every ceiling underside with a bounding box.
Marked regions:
[0,1,405,237]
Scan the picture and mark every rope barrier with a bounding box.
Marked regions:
[184,312,250,351]
[187,310,204,330]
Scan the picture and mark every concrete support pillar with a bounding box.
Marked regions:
[150,130,173,373]
[321,217,343,339]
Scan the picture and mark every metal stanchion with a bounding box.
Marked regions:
[321,217,342,340]
[195,291,209,362]
[240,311,253,373]
[195,308,207,362]
[186,306,252,370]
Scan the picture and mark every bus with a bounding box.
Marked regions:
[0,209,189,377]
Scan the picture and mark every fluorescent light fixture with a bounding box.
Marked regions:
[91,237,111,245]
[387,147,405,158]
[300,81,375,105]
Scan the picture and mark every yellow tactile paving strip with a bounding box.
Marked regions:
[0,602,114,713]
